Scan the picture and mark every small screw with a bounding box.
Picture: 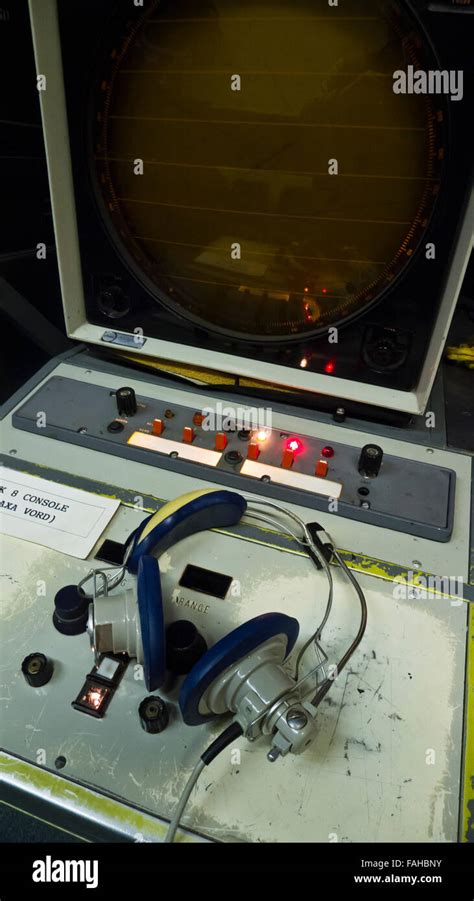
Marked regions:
[287,709,308,731]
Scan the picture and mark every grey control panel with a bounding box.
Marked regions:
[12,376,455,542]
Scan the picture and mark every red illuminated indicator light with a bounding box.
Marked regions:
[322,288,328,295]
[321,446,334,459]
[287,438,303,454]
[324,361,335,374]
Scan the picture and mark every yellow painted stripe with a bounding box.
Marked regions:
[0,753,198,843]
[462,601,474,842]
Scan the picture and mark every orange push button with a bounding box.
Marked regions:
[152,418,164,436]
[315,459,328,478]
[281,449,294,469]
[215,432,227,451]
[182,426,195,444]
[247,442,260,460]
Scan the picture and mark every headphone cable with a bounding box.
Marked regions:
[310,547,368,708]
[164,721,243,844]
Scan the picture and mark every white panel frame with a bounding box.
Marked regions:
[29,0,474,415]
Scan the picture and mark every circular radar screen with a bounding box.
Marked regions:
[92,0,444,340]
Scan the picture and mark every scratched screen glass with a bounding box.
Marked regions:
[93,0,440,339]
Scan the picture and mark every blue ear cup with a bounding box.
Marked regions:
[130,492,300,713]
[136,555,166,691]
[179,613,300,726]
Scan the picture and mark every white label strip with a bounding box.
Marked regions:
[0,466,120,558]
[128,431,222,466]
[240,459,342,499]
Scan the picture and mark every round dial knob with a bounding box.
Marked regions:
[21,652,54,687]
[166,620,208,676]
[53,585,90,636]
[358,444,383,478]
[139,696,169,734]
[116,386,137,417]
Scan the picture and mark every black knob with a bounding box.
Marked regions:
[139,696,169,733]
[116,386,137,417]
[225,450,243,465]
[21,652,54,687]
[53,585,90,635]
[166,620,207,675]
[333,406,346,423]
[358,444,383,478]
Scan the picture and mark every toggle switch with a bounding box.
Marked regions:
[152,418,164,436]
[315,459,328,478]
[248,442,260,461]
[182,427,195,444]
[281,448,295,469]
[215,432,227,451]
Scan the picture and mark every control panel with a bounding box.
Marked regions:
[12,376,455,542]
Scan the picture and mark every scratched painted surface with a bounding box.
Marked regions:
[0,503,467,843]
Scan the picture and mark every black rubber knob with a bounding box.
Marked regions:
[358,444,383,478]
[53,585,90,635]
[116,386,137,416]
[139,696,169,733]
[21,652,54,687]
[166,620,207,675]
